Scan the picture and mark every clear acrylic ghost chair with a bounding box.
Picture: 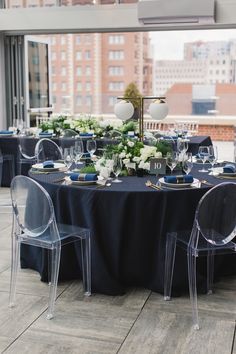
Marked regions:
[17,136,37,174]
[9,175,91,320]
[164,182,236,330]
[0,149,3,186]
[62,129,79,138]
[35,138,63,163]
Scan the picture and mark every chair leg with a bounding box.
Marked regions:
[187,251,199,330]
[9,239,20,307]
[164,233,177,301]
[81,233,91,296]
[47,244,61,320]
[207,249,215,295]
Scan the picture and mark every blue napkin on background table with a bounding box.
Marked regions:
[43,160,54,168]
[164,175,193,184]
[70,173,98,181]
[39,132,53,137]
[79,133,93,137]
[223,164,236,173]
[0,130,13,134]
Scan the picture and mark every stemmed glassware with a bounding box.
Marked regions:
[63,147,73,171]
[208,145,218,174]
[112,154,122,183]
[86,139,97,159]
[198,146,210,173]
[166,152,178,174]
[74,139,84,169]
[177,139,189,160]
[182,152,193,175]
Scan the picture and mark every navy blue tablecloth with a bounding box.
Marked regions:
[0,135,212,187]
[22,165,235,296]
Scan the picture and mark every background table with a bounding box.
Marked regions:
[23,166,236,296]
[0,135,212,187]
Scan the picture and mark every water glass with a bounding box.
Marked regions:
[208,145,218,173]
[198,146,210,173]
[182,152,193,175]
[112,154,122,183]
[166,152,178,174]
[86,140,97,158]
[74,139,84,168]
[63,147,73,170]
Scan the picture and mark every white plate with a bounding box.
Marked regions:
[212,167,236,177]
[159,177,199,188]
[32,162,65,172]
[0,133,13,137]
[65,177,97,185]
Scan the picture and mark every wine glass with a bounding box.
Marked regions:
[63,147,73,170]
[177,139,189,160]
[74,139,84,169]
[208,145,218,174]
[182,152,193,175]
[198,146,210,173]
[166,152,178,174]
[86,139,96,159]
[112,154,122,183]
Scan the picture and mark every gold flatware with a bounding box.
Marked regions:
[53,177,66,183]
[199,180,213,186]
[145,180,162,191]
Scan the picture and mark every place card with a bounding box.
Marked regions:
[149,158,166,175]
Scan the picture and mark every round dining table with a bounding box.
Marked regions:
[23,165,236,296]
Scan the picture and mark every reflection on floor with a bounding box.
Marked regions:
[0,141,235,353]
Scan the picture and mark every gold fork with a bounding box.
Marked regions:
[145,180,162,190]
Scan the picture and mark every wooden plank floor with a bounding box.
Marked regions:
[0,187,235,354]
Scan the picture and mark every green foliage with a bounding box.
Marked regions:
[79,164,97,174]
[155,140,172,156]
[120,121,138,134]
[123,82,142,110]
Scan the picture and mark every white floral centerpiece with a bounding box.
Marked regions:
[94,138,171,176]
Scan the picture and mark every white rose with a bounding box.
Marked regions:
[127,141,135,147]
[123,158,130,165]
[155,151,162,158]
[119,152,126,158]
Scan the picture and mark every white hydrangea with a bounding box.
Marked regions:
[155,151,162,158]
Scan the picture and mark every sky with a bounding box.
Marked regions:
[150,29,236,60]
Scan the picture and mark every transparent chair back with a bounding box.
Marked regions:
[10,175,91,319]
[35,138,63,162]
[0,148,3,186]
[164,182,236,329]
[18,136,37,174]
[62,129,79,138]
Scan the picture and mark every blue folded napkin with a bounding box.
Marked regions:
[79,133,93,137]
[39,132,53,137]
[163,136,178,140]
[0,130,13,134]
[70,173,98,181]
[164,175,194,184]
[223,164,236,173]
[43,160,54,168]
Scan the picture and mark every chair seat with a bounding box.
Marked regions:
[17,223,89,249]
[171,230,236,255]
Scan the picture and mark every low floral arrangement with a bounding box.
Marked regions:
[39,115,138,138]
[95,138,172,177]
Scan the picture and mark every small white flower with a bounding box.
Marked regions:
[119,152,126,158]
[127,141,135,147]
[155,151,162,158]
[123,158,130,165]
[126,153,131,158]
